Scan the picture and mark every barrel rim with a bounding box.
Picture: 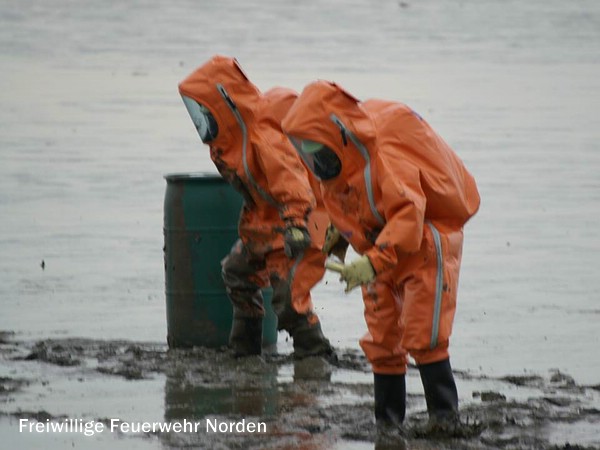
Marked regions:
[164,172,224,181]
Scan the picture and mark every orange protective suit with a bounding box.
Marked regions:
[178,57,330,353]
[282,81,480,373]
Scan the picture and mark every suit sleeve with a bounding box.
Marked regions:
[365,156,426,274]
[254,133,316,228]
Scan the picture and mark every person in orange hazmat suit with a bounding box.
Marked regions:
[178,56,333,359]
[282,80,480,428]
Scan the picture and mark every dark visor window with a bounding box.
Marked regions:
[290,138,342,181]
[310,146,341,180]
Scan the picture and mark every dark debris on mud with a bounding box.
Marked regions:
[1,334,599,449]
[0,376,28,395]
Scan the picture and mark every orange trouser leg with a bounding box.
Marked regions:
[265,247,326,330]
[360,226,464,371]
[400,226,463,365]
[359,281,408,375]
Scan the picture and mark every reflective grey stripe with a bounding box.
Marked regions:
[330,114,385,226]
[427,222,444,349]
[217,84,278,207]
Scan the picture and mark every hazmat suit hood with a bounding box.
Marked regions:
[282,80,378,185]
[178,55,261,175]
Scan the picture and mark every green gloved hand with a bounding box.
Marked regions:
[284,226,311,259]
[322,223,349,262]
[340,255,375,293]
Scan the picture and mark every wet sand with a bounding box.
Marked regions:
[2,334,599,449]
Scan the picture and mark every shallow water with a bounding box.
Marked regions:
[2,338,599,449]
[1,0,600,447]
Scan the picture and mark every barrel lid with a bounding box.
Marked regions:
[163,172,224,181]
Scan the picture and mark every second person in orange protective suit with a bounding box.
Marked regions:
[282,81,480,430]
[178,56,333,359]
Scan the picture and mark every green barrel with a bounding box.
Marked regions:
[163,172,277,348]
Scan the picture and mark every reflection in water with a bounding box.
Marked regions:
[158,350,341,449]
[164,356,279,421]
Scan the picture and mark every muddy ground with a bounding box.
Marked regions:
[1,332,599,450]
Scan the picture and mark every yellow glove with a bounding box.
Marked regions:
[321,224,349,262]
[340,255,375,293]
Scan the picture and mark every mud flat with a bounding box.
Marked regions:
[1,334,599,449]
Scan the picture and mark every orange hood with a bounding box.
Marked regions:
[178,55,261,154]
[282,81,380,184]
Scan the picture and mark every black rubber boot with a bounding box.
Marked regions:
[291,321,335,360]
[374,373,406,426]
[418,358,459,423]
[229,316,263,357]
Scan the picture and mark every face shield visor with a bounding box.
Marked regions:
[290,138,342,181]
[181,95,219,143]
